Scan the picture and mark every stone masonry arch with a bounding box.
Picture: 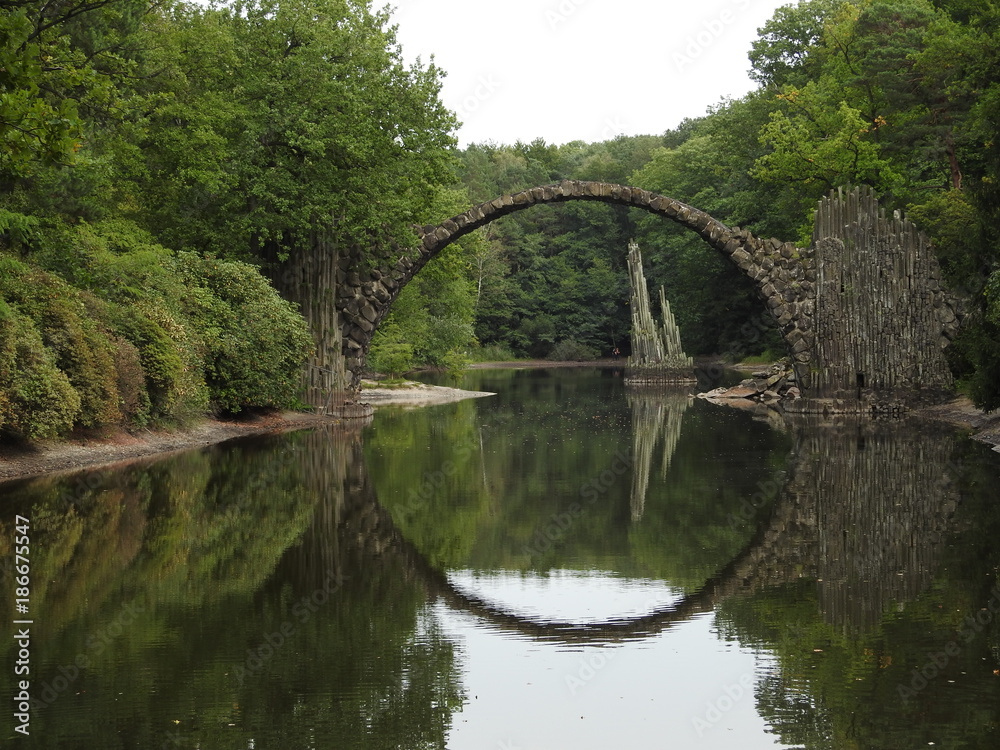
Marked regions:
[332,182,961,413]
[338,180,817,392]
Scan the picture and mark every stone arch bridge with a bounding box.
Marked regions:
[326,181,962,412]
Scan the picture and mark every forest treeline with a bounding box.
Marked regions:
[2,0,999,441]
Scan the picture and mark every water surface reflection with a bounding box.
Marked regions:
[0,368,997,749]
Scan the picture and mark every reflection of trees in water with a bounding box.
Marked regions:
[354,415,962,645]
[0,426,463,750]
[626,387,690,521]
[262,424,464,750]
[715,418,1000,750]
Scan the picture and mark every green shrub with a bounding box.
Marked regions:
[470,343,519,363]
[0,304,81,439]
[176,254,312,413]
[110,335,152,426]
[369,335,415,379]
[113,299,209,422]
[0,255,120,428]
[0,216,314,438]
[548,339,600,361]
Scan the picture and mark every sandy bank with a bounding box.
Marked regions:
[0,411,339,483]
[360,381,495,408]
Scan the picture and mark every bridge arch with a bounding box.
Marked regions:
[341,441,809,646]
[339,180,817,390]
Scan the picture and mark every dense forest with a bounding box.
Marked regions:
[2,0,1000,442]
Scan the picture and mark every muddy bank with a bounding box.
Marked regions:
[0,411,341,483]
[916,396,1000,451]
[0,382,496,483]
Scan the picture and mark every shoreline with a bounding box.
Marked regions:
[0,411,337,484]
[359,380,495,407]
[0,382,494,484]
[2,368,998,484]
[915,395,1000,451]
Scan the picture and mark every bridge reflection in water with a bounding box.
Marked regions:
[3,393,995,749]
[272,408,988,750]
[286,413,961,644]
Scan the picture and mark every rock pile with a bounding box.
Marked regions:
[698,361,800,407]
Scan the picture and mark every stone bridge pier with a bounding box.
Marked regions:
[328,181,962,414]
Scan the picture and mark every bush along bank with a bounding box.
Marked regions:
[0,219,313,441]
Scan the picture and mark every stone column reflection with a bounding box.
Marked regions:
[781,417,961,632]
[274,421,368,592]
[627,388,691,521]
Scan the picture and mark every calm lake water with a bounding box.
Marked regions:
[3,367,1000,749]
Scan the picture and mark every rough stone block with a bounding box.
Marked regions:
[716,384,758,399]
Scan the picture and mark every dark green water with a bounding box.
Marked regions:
[2,367,1000,749]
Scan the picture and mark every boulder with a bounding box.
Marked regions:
[715,384,759,399]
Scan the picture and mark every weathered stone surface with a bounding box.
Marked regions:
[731,249,752,266]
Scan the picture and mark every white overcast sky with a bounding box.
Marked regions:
[389,0,794,147]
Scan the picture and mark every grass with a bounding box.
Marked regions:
[360,377,416,389]
[468,343,521,363]
[738,348,782,366]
